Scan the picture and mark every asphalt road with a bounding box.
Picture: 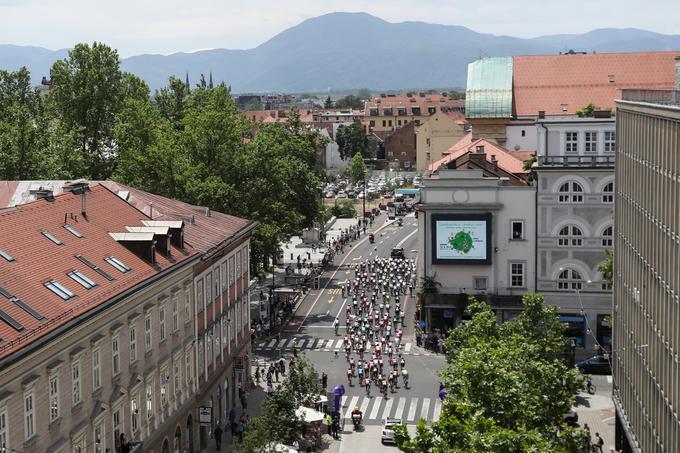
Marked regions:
[252,213,447,428]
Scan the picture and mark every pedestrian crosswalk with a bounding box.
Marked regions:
[337,395,442,425]
[253,337,429,355]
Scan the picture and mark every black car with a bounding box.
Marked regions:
[390,248,405,259]
[576,355,611,375]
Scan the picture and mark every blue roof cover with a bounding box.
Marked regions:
[465,57,513,118]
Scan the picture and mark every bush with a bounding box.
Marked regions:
[328,200,356,218]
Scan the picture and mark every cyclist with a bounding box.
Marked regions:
[401,368,409,387]
[333,318,339,335]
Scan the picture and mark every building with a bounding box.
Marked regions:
[0,181,256,453]
[364,92,465,133]
[415,111,468,172]
[417,143,534,331]
[384,122,416,170]
[613,87,680,452]
[312,109,364,123]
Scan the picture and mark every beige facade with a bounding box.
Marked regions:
[415,111,467,172]
[613,94,680,453]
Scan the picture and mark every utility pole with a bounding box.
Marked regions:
[362,165,366,226]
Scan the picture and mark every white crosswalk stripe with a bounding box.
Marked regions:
[277,339,286,348]
[406,397,418,421]
[334,339,344,349]
[267,339,277,348]
[433,400,442,421]
[286,339,296,348]
[420,398,430,421]
[297,339,305,348]
[381,397,394,420]
[404,343,412,353]
[359,397,370,415]
[253,337,416,353]
[393,397,407,420]
[369,397,383,419]
[345,396,360,418]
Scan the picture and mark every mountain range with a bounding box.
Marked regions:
[2,12,680,93]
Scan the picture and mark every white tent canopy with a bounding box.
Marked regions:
[295,406,325,423]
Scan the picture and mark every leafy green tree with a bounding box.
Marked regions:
[396,294,584,452]
[355,88,372,100]
[0,67,55,179]
[334,94,363,109]
[336,122,369,160]
[575,103,606,118]
[154,76,190,130]
[49,42,125,179]
[347,152,368,184]
[328,200,356,218]
[598,250,613,284]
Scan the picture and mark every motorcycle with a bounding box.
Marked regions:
[397,218,403,226]
[352,413,363,430]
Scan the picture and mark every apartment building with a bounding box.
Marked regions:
[364,92,464,133]
[415,110,468,172]
[613,88,680,452]
[0,181,256,453]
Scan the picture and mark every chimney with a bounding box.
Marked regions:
[205,207,211,218]
[81,191,87,219]
[35,189,54,202]
[491,154,498,170]
[149,202,153,219]
[538,110,546,119]
[675,56,680,90]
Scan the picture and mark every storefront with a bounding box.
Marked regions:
[559,314,586,348]
[596,314,612,351]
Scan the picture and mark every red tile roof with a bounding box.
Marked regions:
[431,134,528,175]
[0,185,199,359]
[513,51,680,116]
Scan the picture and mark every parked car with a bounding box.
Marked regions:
[576,355,611,375]
[336,191,348,199]
[381,418,403,444]
[346,190,356,198]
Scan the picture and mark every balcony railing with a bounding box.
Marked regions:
[621,89,680,106]
[537,155,615,167]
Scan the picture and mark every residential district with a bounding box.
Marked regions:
[0,49,679,453]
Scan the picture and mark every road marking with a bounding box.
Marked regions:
[345,396,360,418]
[420,398,430,421]
[315,339,325,349]
[433,400,442,421]
[267,339,277,348]
[359,397,370,415]
[341,396,347,409]
[607,376,612,384]
[328,296,334,305]
[335,339,344,349]
[336,298,347,320]
[369,397,383,419]
[297,339,306,348]
[381,397,394,420]
[404,343,412,353]
[396,228,418,248]
[286,339,295,348]
[328,288,342,295]
[406,397,418,421]
[277,339,287,348]
[393,397,406,420]
[379,240,384,244]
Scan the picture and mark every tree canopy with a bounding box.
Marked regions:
[347,152,368,184]
[395,293,585,453]
[336,122,369,160]
[334,94,363,109]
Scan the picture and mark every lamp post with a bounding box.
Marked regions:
[362,166,366,226]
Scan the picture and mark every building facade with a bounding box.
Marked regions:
[384,122,416,170]
[613,89,680,452]
[364,93,464,133]
[414,111,468,172]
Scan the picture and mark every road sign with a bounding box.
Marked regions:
[199,406,212,425]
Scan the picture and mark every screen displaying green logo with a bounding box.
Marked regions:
[448,231,473,254]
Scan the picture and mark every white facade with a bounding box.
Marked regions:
[536,117,616,157]
[506,122,538,152]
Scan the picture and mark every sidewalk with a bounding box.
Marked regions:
[572,391,616,452]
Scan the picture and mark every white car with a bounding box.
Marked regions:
[381,418,402,444]
[336,191,348,198]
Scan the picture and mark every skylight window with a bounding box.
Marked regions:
[0,249,14,262]
[45,280,75,300]
[75,255,115,281]
[0,309,24,331]
[68,270,96,289]
[105,256,131,273]
[42,231,63,245]
[63,224,83,238]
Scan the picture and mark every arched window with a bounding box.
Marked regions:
[558,225,583,246]
[602,226,613,247]
[602,182,614,203]
[558,181,584,203]
[558,269,582,290]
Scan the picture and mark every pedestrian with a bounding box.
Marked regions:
[238,421,245,443]
[274,367,279,382]
[593,432,604,452]
[583,423,592,446]
[321,371,328,389]
[279,358,286,375]
[229,406,237,435]
[324,414,333,435]
[214,425,223,450]
[331,417,339,439]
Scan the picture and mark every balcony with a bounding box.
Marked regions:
[537,155,615,168]
[621,89,680,107]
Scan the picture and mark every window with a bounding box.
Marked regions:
[602,182,614,203]
[382,120,386,127]
[213,269,220,299]
[172,295,179,332]
[94,423,104,453]
[184,287,191,323]
[388,120,392,127]
[369,120,375,127]
[76,255,115,281]
[72,361,81,405]
[561,103,568,112]
[558,181,583,203]
[236,251,241,278]
[174,361,181,394]
[0,407,7,450]
[521,129,526,137]
[584,131,598,153]
[510,263,525,288]
[24,391,34,440]
[129,326,137,364]
[602,281,613,291]
[130,396,139,433]
[159,305,166,341]
[112,335,120,375]
[206,273,212,305]
[0,249,15,262]
[511,220,524,240]
[185,350,192,385]
[221,263,227,292]
[196,279,204,314]
[63,224,83,238]
[49,374,60,421]
[473,277,487,291]
[604,131,616,152]
[105,256,131,273]
[146,383,154,420]
[428,106,436,114]
[565,132,578,153]
[45,280,75,300]
[68,270,96,289]
[558,269,582,290]
[229,257,235,286]
[160,371,168,407]
[144,315,152,351]
[112,408,121,451]
[42,231,63,245]
[92,348,101,389]
[602,226,613,247]
[558,225,583,247]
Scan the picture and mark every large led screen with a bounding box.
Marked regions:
[431,213,492,265]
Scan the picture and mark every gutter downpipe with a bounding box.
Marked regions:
[535,121,548,292]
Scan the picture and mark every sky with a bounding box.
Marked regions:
[1,0,678,57]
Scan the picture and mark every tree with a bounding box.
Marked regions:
[324,95,333,109]
[347,152,368,184]
[395,294,585,452]
[154,76,190,130]
[334,94,363,109]
[336,122,369,160]
[0,67,55,179]
[355,88,372,100]
[575,103,608,118]
[598,250,613,284]
[522,152,537,186]
[49,42,125,179]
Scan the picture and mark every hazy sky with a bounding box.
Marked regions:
[1,0,678,57]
